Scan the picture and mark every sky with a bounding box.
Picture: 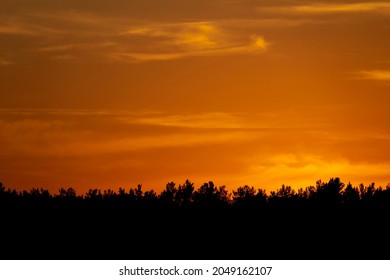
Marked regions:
[1,0,390,194]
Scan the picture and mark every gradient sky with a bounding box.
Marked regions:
[1,0,390,194]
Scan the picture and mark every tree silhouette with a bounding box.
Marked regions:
[176,179,194,207]
[233,185,266,208]
[159,181,178,207]
[1,177,390,210]
[342,182,360,208]
[1,177,390,259]
[193,181,230,208]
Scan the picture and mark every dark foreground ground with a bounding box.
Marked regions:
[1,178,389,259]
[1,207,388,260]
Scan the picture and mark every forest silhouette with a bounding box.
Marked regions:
[1,177,389,259]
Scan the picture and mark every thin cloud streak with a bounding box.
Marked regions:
[0,108,328,158]
[294,2,390,13]
[0,17,65,36]
[37,44,76,52]
[0,110,252,157]
[110,41,268,62]
[113,21,268,62]
[0,58,14,65]
[357,70,390,81]
[0,108,337,130]
[258,2,390,14]
[1,12,270,63]
[0,24,38,36]
[132,112,247,129]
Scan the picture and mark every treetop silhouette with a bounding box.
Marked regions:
[1,177,390,211]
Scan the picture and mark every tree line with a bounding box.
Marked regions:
[1,177,390,260]
[1,177,390,210]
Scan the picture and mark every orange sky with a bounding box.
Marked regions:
[1,0,390,194]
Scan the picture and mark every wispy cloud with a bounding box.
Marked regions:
[0,109,252,157]
[357,70,390,81]
[258,2,390,15]
[131,112,246,129]
[0,108,333,159]
[0,24,38,36]
[34,11,124,30]
[113,21,269,62]
[293,2,390,13]
[109,40,268,62]
[0,17,64,36]
[37,44,76,52]
[0,58,14,65]
[1,11,270,63]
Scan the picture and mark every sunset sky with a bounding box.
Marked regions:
[1,0,390,194]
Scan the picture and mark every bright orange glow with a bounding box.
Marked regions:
[1,0,390,194]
